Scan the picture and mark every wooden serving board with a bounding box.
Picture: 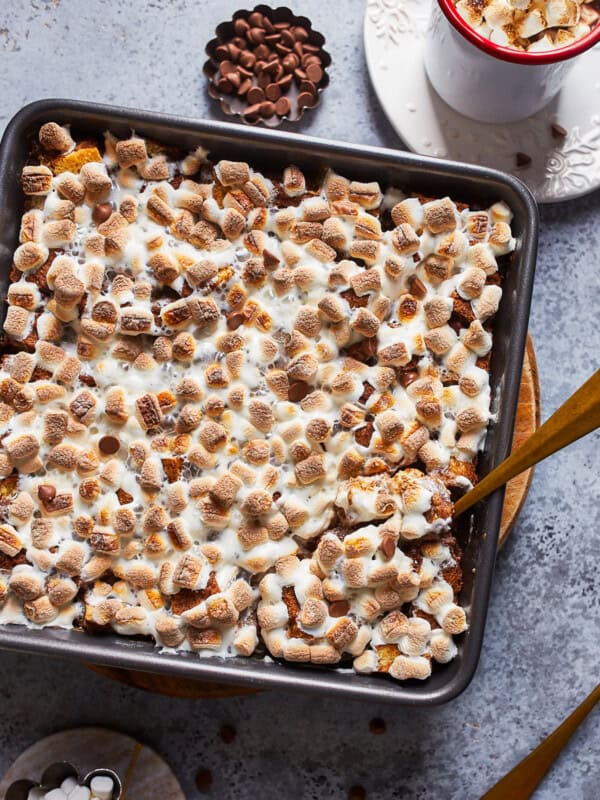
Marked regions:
[0,728,184,800]
[499,334,540,548]
[90,336,540,699]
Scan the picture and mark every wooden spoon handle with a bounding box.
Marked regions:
[455,368,600,517]
[481,683,600,799]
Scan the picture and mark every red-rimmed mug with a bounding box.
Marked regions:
[424,0,600,123]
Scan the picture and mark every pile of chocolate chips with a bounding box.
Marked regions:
[206,7,329,124]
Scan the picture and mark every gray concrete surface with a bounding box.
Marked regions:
[0,1,599,798]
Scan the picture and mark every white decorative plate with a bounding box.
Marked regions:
[364,0,600,203]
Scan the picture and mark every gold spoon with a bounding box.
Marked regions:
[481,682,600,799]
[454,368,600,517]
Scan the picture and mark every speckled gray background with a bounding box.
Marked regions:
[0,1,599,798]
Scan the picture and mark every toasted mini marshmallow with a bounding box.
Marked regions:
[456,0,485,26]
[472,284,502,320]
[485,0,513,30]
[80,162,113,196]
[21,165,52,195]
[519,6,548,37]
[527,32,556,51]
[547,0,580,27]
[389,654,431,681]
[13,241,48,272]
[39,122,74,153]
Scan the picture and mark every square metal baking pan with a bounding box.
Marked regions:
[0,99,538,705]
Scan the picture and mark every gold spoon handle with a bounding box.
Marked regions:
[455,368,600,517]
[481,683,600,799]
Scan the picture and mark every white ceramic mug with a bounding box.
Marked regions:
[424,0,600,124]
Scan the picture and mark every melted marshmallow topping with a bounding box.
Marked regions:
[0,122,516,679]
[454,0,600,51]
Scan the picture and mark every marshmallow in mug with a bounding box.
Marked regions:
[27,774,115,800]
[454,0,600,51]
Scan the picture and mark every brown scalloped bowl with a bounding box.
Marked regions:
[203,5,331,127]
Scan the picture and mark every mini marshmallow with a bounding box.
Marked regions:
[68,788,91,800]
[89,776,114,800]
[547,0,580,27]
[43,790,67,800]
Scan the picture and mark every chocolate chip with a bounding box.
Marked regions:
[265,33,281,45]
[399,369,419,388]
[247,86,265,104]
[37,484,56,502]
[247,27,266,45]
[280,29,295,48]
[516,151,532,168]
[214,44,229,61]
[293,67,307,82]
[239,50,256,69]
[260,101,276,118]
[358,381,375,405]
[216,77,234,94]
[254,44,271,61]
[379,534,396,560]
[219,59,237,76]
[297,91,315,109]
[302,53,321,68]
[294,25,309,42]
[329,600,350,617]
[238,78,252,96]
[92,203,113,225]
[264,58,280,76]
[265,82,282,101]
[348,786,366,800]
[278,74,293,92]
[228,43,241,62]
[227,71,241,89]
[248,11,264,27]
[195,769,213,793]
[219,724,236,743]
[243,103,262,121]
[306,63,323,83]
[282,53,299,73]
[287,380,311,401]
[233,17,249,36]
[98,434,121,455]
[299,80,317,96]
[369,717,386,735]
[226,311,245,330]
[275,96,291,116]
[551,123,568,139]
